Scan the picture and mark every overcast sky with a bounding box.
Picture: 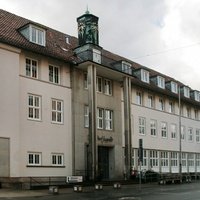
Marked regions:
[1,0,200,90]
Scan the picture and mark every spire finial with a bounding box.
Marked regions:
[85,5,90,14]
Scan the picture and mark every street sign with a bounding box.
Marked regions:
[66,176,83,183]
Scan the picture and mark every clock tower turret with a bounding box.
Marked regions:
[77,9,99,46]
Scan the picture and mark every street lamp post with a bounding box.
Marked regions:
[178,86,182,178]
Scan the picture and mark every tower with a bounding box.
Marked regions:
[77,9,99,46]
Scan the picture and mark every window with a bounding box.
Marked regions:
[141,69,149,83]
[168,101,174,113]
[196,129,200,143]
[96,76,103,93]
[150,150,158,167]
[183,87,190,98]
[150,119,157,136]
[104,79,112,95]
[181,126,185,140]
[188,127,193,142]
[186,107,191,118]
[194,91,200,101]
[105,109,113,130]
[158,98,165,111]
[141,150,147,167]
[171,152,178,167]
[21,24,46,46]
[195,110,199,120]
[171,124,177,139]
[51,153,64,166]
[84,73,88,89]
[26,58,38,78]
[161,151,168,167]
[84,106,89,128]
[139,117,146,135]
[136,91,142,105]
[188,153,194,167]
[181,153,187,167]
[97,108,104,129]
[49,65,60,84]
[196,154,200,167]
[93,49,101,64]
[122,61,132,75]
[157,76,165,89]
[148,95,154,108]
[28,152,41,165]
[171,81,178,93]
[97,108,113,130]
[161,122,167,138]
[52,99,63,123]
[28,94,41,120]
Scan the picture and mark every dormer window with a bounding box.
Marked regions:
[141,69,149,83]
[183,86,190,98]
[194,91,200,102]
[171,81,178,93]
[93,49,101,64]
[122,61,132,75]
[20,24,46,46]
[157,76,165,89]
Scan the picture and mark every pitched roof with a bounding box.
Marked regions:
[0,9,78,63]
[0,9,199,106]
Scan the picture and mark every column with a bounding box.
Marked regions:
[87,64,97,180]
[123,77,132,179]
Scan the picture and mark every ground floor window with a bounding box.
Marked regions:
[51,153,64,166]
[150,150,158,167]
[28,152,41,166]
[161,151,168,167]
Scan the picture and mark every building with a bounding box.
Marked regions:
[0,9,200,187]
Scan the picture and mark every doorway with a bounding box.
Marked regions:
[98,146,109,180]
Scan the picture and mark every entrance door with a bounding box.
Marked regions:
[98,146,109,180]
[0,138,10,177]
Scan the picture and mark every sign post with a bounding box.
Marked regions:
[139,139,143,190]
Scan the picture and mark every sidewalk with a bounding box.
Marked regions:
[0,187,74,198]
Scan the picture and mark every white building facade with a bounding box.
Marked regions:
[0,9,200,187]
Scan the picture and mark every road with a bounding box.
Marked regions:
[2,182,200,200]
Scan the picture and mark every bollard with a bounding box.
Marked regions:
[73,185,83,192]
[95,184,103,190]
[113,182,121,189]
[49,186,59,195]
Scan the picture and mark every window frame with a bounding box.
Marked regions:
[141,69,149,83]
[188,127,193,142]
[96,76,103,93]
[170,124,177,139]
[84,105,89,128]
[150,119,157,136]
[157,76,165,89]
[139,117,146,135]
[28,152,41,166]
[28,94,41,121]
[171,81,178,93]
[51,153,64,166]
[183,87,190,98]
[158,98,165,111]
[104,79,112,95]
[161,122,167,138]
[25,58,38,78]
[105,109,113,131]
[97,108,104,129]
[136,91,142,105]
[51,99,63,124]
[30,25,45,46]
[196,129,200,143]
[49,65,60,84]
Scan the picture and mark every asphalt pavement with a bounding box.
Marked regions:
[0,182,200,199]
